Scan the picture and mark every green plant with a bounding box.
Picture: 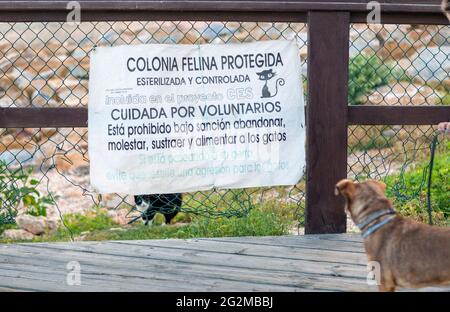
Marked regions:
[79,201,295,242]
[0,223,18,236]
[350,135,393,152]
[0,161,55,223]
[438,92,450,106]
[0,198,298,243]
[348,54,403,105]
[62,208,118,235]
[385,142,449,225]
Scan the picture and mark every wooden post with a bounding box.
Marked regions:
[305,11,350,234]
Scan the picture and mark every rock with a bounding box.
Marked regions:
[74,235,86,242]
[365,82,441,106]
[16,215,47,235]
[0,149,36,167]
[109,227,126,232]
[25,79,62,107]
[377,40,416,60]
[1,229,35,241]
[350,24,430,60]
[407,46,450,88]
[29,128,88,171]
[45,218,59,232]
[201,22,239,41]
[106,210,117,218]
[107,209,130,225]
[0,51,20,74]
[0,75,30,107]
[37,55,69,79]
[429,26,449,47]
[53,77,88,107]
[55,151,88,171]
[382,129,396,138]
[66,49,90,79]
[350,25,382,57]
[103,194,127,210]
[0,132,38,153]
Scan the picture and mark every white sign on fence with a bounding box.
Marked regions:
[88,40,305,194]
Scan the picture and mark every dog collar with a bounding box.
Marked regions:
[356,208,396,230]
[356,208,396,239]
[361,215,396,238]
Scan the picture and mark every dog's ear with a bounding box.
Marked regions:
[335,179,356,198]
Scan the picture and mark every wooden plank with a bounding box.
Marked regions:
[2,106,449,128]
[306,11,349,234]
[110,239,367,263]
[0,107,87,128]
[0,254,369,292]
[0,286,22,292]
[305,233,364,244]
[197,236,365,253]
[0,259,306,292]
[0,265,210,292]
[4,239,368,280]
[0,1,444,14]
[0,238,368,285]
[351,12,450,25]
[2,240,365,271]
[1,235,449,292]
[1,244,372,291]
[0,11,308,23]
[348,106,450,125]
[1,10,446,24]
[203,235,366,253]
[0,1,446,23]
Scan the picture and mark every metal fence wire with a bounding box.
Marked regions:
[0,21,448,230]
[0,21,308,229]
[348,23,449,224]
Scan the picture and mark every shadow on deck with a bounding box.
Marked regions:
[0,234,449,292]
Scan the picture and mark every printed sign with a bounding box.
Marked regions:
[88,40,305,194]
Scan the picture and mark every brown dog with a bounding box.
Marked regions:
[335,179,450,292]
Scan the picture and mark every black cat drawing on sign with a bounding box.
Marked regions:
[256,69,285,98]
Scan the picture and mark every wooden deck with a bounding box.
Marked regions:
[0,234,449,292]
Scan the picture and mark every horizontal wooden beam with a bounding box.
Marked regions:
[0,1,447,23]
[348,106,450,125]
[0,108,87,128]
[1,106,449,128]
[1,11,447,24]
[351,12,449,25]
[0,11,308,23]
[0,0,444,13]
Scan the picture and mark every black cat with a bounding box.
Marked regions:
[133,193,182,225]
[256,69,285,98]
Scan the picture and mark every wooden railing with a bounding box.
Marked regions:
[0,0,448,234]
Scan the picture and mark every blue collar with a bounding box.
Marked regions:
[356,208,396,239]
[361,215,396,238]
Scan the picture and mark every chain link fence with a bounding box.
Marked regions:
[0,21,307,229]
[0,20,448,232]
[348,23,449,225]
